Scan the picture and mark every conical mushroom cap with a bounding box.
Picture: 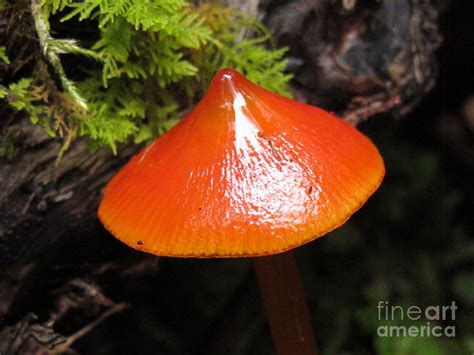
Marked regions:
[98,69,384,257]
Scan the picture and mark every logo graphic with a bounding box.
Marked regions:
[376,301,457,337]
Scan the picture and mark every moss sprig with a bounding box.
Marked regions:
[1,0,291,154]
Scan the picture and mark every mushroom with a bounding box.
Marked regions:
[98,69,384,354]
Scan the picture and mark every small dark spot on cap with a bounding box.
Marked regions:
[306,185,314,195]
[198,207,203,211]
[137,240,144,246]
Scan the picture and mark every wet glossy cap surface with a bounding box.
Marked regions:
[98,69,385,257]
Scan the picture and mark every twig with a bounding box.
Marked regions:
[51,302,129,353]
[343,94,401,126]
[30,0,88,110]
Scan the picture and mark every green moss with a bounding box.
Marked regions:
[0,132,18,160]
[0,47,10,64]
[1,1,291,154]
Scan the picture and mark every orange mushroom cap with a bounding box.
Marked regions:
[98,69,384,257]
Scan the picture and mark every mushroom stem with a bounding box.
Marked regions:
[253,251,318,355]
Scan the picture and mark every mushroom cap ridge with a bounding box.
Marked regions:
[98,69,385,257]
